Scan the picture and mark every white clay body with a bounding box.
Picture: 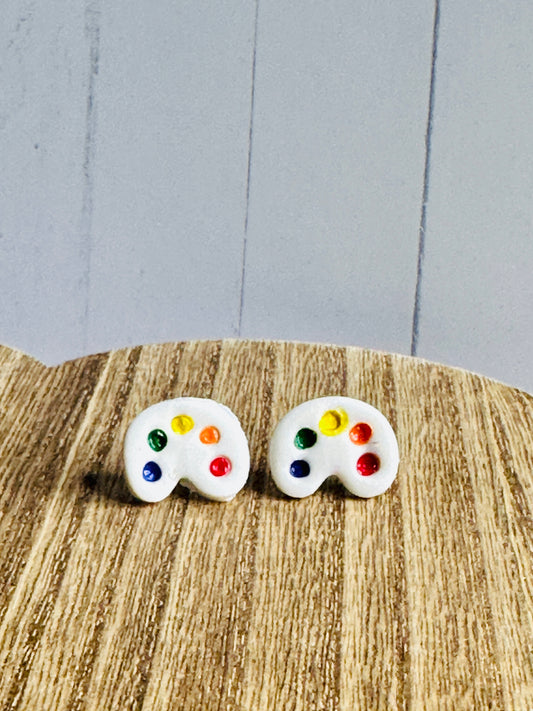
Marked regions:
[124,397,250,502]
[269,396,399,498]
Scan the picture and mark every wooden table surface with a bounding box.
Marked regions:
[0,339,531,710]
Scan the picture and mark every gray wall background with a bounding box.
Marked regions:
[1,0,532,393]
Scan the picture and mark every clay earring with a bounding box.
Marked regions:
[124,397,250,502]
[268,396,399,498]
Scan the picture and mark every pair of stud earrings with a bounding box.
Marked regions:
[124,395,399,502]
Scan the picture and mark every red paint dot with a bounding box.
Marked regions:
[357,452,380,476]
[209,456,232,477]
[349,422,373,445]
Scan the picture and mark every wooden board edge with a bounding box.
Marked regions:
[1,339,531,402]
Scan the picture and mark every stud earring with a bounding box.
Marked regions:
[269,396,399,498]
[124,397,250,502]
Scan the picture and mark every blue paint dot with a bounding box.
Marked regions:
[290,460,310,478]
[143,461,162,482]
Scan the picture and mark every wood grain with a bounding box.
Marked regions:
[0,339,531,710]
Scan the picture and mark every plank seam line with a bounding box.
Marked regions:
[411,0,441,356]
[238,0,260,337]
[80,0,101,352]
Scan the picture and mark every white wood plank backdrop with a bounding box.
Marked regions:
[0,0,532,394]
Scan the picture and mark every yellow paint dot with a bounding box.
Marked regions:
[171,414,194,434]
[318,408,348,436]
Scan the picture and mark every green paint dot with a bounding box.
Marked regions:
[294,428,317,450]
[148,429,167,452]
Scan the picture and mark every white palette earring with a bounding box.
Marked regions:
[124,397,250,502]
[269,396,399,498]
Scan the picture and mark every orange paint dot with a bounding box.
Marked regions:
[200,426,220,444]
[349,422,373,445]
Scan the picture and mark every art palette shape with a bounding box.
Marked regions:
[269,396,399,498]
[124,397,250,502]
